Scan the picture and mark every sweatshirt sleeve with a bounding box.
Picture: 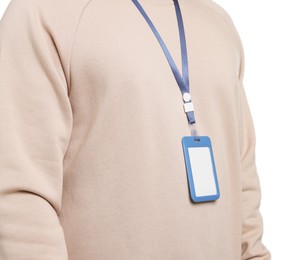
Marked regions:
[0,0,72,259]
[237,41,271,259]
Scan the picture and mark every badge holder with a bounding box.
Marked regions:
[182,136,220,203]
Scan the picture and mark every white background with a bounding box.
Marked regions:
[212,1,299,259]
[1,0,298,259]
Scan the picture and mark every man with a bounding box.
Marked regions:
[0,0,271,259]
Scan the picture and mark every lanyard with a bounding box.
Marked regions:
[132,0,198,135]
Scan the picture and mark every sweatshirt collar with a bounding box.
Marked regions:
[137,0,174,6]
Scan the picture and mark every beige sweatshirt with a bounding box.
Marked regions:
[0,0,271,259]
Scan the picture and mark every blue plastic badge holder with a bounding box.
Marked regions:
[182,136,220,203]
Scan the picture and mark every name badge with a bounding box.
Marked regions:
[181,136,220,203]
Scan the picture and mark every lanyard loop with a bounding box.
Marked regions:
[132,0,197,126]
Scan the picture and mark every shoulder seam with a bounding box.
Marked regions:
[202,0,245,81]
[204,1,242,51]
[66,0,95,95]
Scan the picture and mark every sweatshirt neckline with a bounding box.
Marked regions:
[137,0,174,6]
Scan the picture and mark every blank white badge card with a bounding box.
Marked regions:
[181,136,220,203]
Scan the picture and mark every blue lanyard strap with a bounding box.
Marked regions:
[132,0,196,125]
